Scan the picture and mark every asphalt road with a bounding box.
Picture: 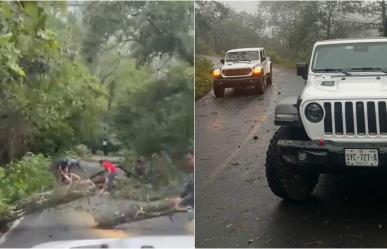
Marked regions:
[195,63,387,247]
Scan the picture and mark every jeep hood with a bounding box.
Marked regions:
[301,75,387,102]
[222,60,260,69]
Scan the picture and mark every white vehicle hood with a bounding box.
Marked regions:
[222,60,260,69]
[301,74,387,102]
[32,236,194,248]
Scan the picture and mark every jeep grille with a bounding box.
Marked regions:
[323,100,387,136]
[222,68,252,77]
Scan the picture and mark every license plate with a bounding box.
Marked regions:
[345,149,378,166]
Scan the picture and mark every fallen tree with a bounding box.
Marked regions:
[0,179,183,230]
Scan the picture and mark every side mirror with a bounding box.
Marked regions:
[261,56,266,61]
[296,63,308,80]
[220,59,225,64]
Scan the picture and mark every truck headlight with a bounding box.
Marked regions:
[305,102,324,123]
[213,69,221,78]
[253,67,262,76]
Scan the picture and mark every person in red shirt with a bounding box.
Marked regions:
[98,160,118,195]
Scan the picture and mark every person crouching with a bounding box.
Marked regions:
[98,159,118,195]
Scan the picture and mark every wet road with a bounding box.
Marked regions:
[195,63,387,247]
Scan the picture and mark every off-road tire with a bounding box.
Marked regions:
[266,65,273,85]
[213,83,225,98]
[265,127,319,200]
[254,78,265,95]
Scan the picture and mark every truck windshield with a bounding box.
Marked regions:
[312,42,387,72]
[226,51,259,62]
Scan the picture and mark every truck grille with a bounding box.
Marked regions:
[222,68,252,77]
[323,100,387,136]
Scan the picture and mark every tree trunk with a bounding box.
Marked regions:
[382,1,387,36]
[0,180,181,229]
[0,180,97,225]
[326,3,333,39]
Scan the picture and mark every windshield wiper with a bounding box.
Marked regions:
[349,67,387,74]
[314,68,351,75]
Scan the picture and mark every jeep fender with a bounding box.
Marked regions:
[274,96,302,127]
[266,61,272,76]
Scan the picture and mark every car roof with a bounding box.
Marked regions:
[227,47,264,53]
[315,37,387,46]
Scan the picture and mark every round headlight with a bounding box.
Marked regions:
[305,102,324,123]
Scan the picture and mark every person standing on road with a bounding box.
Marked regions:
[98,159,118,195]
[102,139,108,155]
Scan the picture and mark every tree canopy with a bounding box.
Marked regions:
[0,1,194,163]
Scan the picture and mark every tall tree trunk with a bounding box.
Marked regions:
[326,3,334,39]
[382,1,387,36]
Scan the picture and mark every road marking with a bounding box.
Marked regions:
[0,216,24,245]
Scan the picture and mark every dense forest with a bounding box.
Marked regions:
[0,1,193,162]
[0,1,193,220]
[196,0,387,63]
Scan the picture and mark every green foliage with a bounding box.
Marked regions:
[0,154,55,206]
[0,2,108,162]
[82,1,194,66]
[195,57,214,100]
[113,63,194,157]
[65,144,92,159]
[81,1,194,158]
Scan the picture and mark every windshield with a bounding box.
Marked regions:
[312,42,387,72]
[226,51,259,62]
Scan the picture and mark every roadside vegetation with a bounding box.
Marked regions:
[195,57,213,100]
[0,1,193,231]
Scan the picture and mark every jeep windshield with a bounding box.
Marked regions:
[226,51,259,62]
[312,42,387,74]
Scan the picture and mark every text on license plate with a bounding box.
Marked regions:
[345,149,378,166]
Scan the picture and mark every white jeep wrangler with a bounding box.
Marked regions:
[266,38,387,200]
[212,48,272,97]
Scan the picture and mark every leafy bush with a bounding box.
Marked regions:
[95,150,105,156]
[0,154,55,206]
[195,57,213,100]
[65,144,92,158]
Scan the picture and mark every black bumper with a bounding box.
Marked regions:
[214,76,262,88]
[278,139,387,172]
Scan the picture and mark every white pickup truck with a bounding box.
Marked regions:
[212,47,273,97]
[266,38,387,200]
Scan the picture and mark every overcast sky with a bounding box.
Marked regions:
[222,1,258,14]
